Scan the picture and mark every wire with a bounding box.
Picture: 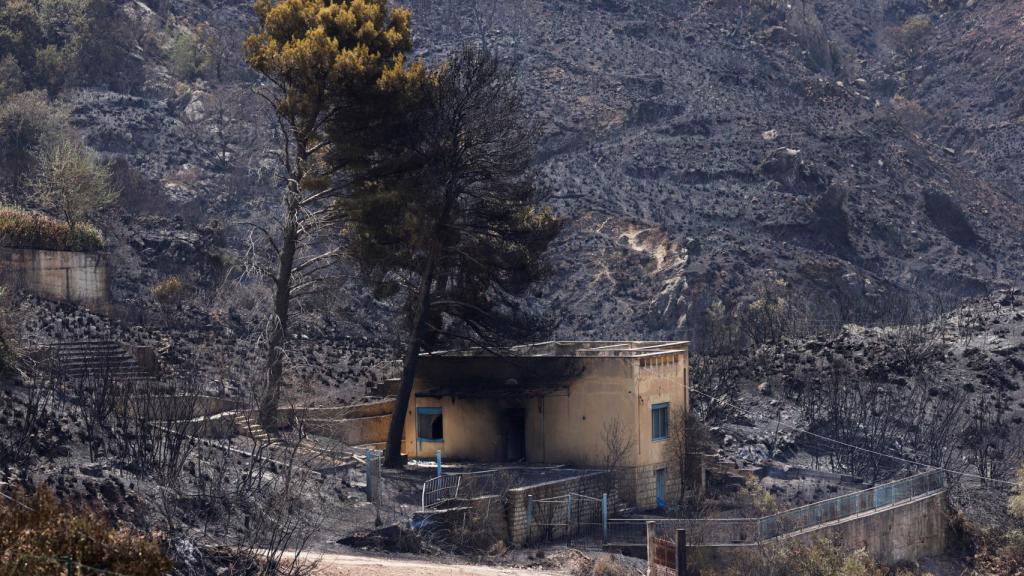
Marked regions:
[689,385,1021,487]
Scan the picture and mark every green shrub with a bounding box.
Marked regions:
[974,530,1024,576]
[0,489,170,576]
[0,55,25,100]
[0,0,144,95]
[167,26,210,81]
[33,43,76,96]
[0,205,104,251]
[0,91,70,188]
[29,138,118,230]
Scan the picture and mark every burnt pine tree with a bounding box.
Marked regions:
[338,48,561,468]
[244,0,421,426]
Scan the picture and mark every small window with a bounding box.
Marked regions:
[417,407,443,442]
[652,403,669,441]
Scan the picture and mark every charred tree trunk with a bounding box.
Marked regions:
[260,188,300,429]
[383,247,438,468]
[383,190,456,468]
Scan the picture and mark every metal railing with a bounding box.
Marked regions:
[526,492,610,546]
[420,468,515,509]
[421,473,462,509]
[616,469,946,547]
[419,466,575,510]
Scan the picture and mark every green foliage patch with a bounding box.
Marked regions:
[0,205,103,252]
[0,0,143,95]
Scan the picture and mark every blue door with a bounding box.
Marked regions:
[655,468,667,510]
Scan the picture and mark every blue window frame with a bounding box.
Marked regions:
[417,407,443,442]
[652,403,669,441]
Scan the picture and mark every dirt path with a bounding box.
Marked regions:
[310,552,566,576]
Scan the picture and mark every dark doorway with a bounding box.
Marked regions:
[502,407,526,462]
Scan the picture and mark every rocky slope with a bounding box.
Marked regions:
[401,0,1024,340]
[9,0,1024,342]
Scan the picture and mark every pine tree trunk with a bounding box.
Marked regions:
[383,247,439,468]
[260,197,299,429]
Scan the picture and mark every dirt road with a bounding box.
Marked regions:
[311,552,565,576]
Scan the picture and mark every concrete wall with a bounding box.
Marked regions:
[814,491,948,564]
[307,415,391,446]
[0,247,110,312]
[139,395,241,420]
[690,492,949,569]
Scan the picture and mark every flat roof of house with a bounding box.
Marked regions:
[422,340,689,360]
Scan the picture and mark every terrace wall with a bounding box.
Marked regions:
[689,491,949,568]
[506,470,614,545]
[0,247,110,312]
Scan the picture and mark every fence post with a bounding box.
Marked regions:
[64,556,74,576]
[527,494,534,541]
[676,528,687,576]
[646,521,655,576]
[602,493,609,544]
[435,450,442,478]
[365,449,374,502]
[567,493,574,536]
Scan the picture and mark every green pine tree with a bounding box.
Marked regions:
[244,0,422,426]
[337,47,561,468]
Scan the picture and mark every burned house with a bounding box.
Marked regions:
[403,341,690,509]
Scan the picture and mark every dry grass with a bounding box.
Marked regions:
[0,205,103,252]
[590,554,631,576]
[0,490,170,576]
[152,275,186,304]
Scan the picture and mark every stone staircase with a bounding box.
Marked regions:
[365,360,402,397]
[230,411,278,446]
[50,340,157,382]
[227,411,357,472]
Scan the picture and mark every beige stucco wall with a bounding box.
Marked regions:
[402,349,689,477]
[405,395,510,461]
[635,352,689,467]
[525,356,638,467]
[0,247,110,312]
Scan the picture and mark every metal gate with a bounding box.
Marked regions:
[526,492,609,546]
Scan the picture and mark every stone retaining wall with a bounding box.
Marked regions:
[507,470,615,545]
[0,247,110,312]
[688,491,950,569]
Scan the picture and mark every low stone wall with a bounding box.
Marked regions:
[140,395,241,420]
[689,491,949,569]
[0,247,110,312]
[507,470,614,545]
[414,494,510,549]
[612,463,681,511]
[306,415,390,446]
